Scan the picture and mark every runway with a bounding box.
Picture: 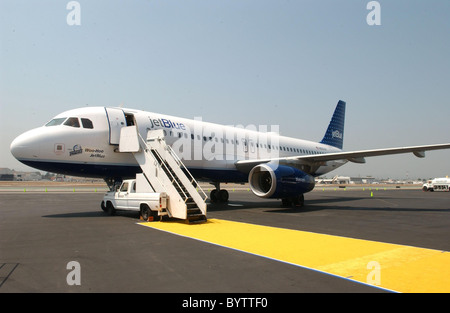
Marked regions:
[0,187,449,293]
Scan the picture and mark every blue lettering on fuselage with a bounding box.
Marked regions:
[148,116,186,130]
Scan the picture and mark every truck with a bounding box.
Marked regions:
[101,174,168,221]
[422,177,450,192]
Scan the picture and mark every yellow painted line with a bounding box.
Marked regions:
[138,219,450,293]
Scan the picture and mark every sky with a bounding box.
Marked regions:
[1,0,449,180]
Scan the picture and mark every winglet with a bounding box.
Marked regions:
[320,100,346,150]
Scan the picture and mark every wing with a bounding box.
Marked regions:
[235,143,450,173]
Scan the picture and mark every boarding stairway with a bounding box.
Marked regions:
[119,126,208,223]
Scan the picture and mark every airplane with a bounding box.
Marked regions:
[10,100,450,207]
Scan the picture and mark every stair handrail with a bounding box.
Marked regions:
[137,133,190,202]
[163,141,208,202]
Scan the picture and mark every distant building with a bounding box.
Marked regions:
[350,176,377,184]
[0,168,42,181]
[0,168,14,181]
[316,176,379,184]
[15,171,42,181]
[316,176,351,184]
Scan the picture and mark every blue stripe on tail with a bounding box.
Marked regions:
[320,100,346,150]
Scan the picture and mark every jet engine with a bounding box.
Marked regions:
[248,163,315,199]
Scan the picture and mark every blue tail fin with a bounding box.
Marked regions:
[320,100,346,150]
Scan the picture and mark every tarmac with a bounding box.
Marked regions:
[0,185,449,294]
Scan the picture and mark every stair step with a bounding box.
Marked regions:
[187,215,207,224]
[187,213,204,218]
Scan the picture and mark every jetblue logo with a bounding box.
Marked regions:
[69,144,83,156]
[332,130,343,139]
[148,117,186,131]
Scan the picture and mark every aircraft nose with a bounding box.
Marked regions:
[10,128,45,161]
[10,132,31,161]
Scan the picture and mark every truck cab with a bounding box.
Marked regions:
[102,175,168,221]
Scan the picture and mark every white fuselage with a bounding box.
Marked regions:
[10,106,345,182]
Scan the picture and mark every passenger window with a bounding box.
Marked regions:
[81,118,94,129]
[120,183,128,192]
[64,117,80,128]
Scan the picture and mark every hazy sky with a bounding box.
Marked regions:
[1,0,449,179]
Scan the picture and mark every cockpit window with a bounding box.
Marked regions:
[64,117,80,128]
[45,118,67,126]
[81,118,94,129]
[45,116,94,129]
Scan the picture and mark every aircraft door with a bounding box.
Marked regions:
[105,108,126,145]
[241,132,257,161]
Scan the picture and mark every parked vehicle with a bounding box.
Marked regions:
[102,175,167,221]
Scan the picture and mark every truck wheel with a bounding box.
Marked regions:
[106,202,116,216]
[101,201,107,212]
[140,205,151,222]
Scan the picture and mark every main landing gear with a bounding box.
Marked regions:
[209,182,229,203]
[281,194,305,207]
